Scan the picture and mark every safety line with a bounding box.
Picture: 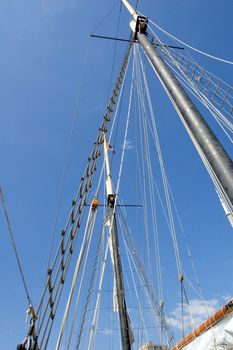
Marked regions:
[0,187,32,305]
[145,16,233,65]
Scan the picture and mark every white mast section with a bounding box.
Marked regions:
[103,135,133,349]
[103,135,118,311]
[121,0,138,21]
[104,136,114,196]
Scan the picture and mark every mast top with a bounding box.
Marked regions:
[121,0,148,38]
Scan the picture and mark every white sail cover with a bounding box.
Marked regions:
[172,301,233,350]
[181,313,233,350]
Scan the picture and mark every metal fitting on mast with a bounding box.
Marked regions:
[121,0,148,39]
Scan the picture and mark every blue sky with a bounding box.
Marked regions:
[0,0,233,349]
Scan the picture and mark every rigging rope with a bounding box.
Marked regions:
[66,70,125,349]
[55,206,98,350]
[74,46,134,350]
[117,207,175,346]
[135,46,165,301]
[107,1,122,101]
[158,49,233,124]
[19,42,133,350]
[66,207,98,350]
[136,45,215,340]
[0,187,33,306]
[136,61,152,289]
[152,53,233,216]
[91,0,119,35]
[147,25,233,136]
[75,222,105,349]
[82,54,135,349]
[87,234,110,350]
[138,46,183,278]
[143,28,233,217]
[135,0,140,11]
[46,38,92,271]
[146,17,233,65]
[120,213,149,342]
[163,60,233,143]
[154,40,233,140]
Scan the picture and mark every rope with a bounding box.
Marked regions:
[75,222,105,349]
[135,45,165,301]
[143,28,233,217]
[91,0,119,35]
[46,38,91,271]
[158,49,233,123]
[19,43,133,350]
[117,207,175,346]
[55,207,98,350]
[80,54,135,348]
[0,187,32,306]
[162,46,233,102]
[135,58,153,287]
[87,235,110,350]
[180,281,185,338]
[136,44,219,341]
[144,31,233,153]
[66,210,98,350]
[146,17,233,65]
[167,64,233,142]
[148,24,233,133]
[138,46,183,277]
[107,2,122,101]
[120,216,149,342]
[115,50,135,198]
[149,35,233,215]
[156,44,233,141]
[66,67,127,348]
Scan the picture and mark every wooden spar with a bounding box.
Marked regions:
[171,300,233,350]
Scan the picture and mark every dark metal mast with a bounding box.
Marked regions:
[122,0,233,216]
[103,137,132,350]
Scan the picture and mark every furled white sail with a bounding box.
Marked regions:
[180,313,233,350]
[172,301,233,350]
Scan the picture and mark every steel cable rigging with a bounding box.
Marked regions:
[141,14,233,65]
[17,43,132,350]
[148,29,233,135]
[0,188,34,307]
[141,24,233,220]
[17,2,233,348]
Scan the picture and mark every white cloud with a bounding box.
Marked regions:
[221,294,233,303]
[167,298,219,333]
[122,140,133,150]
[100,328,114,335]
